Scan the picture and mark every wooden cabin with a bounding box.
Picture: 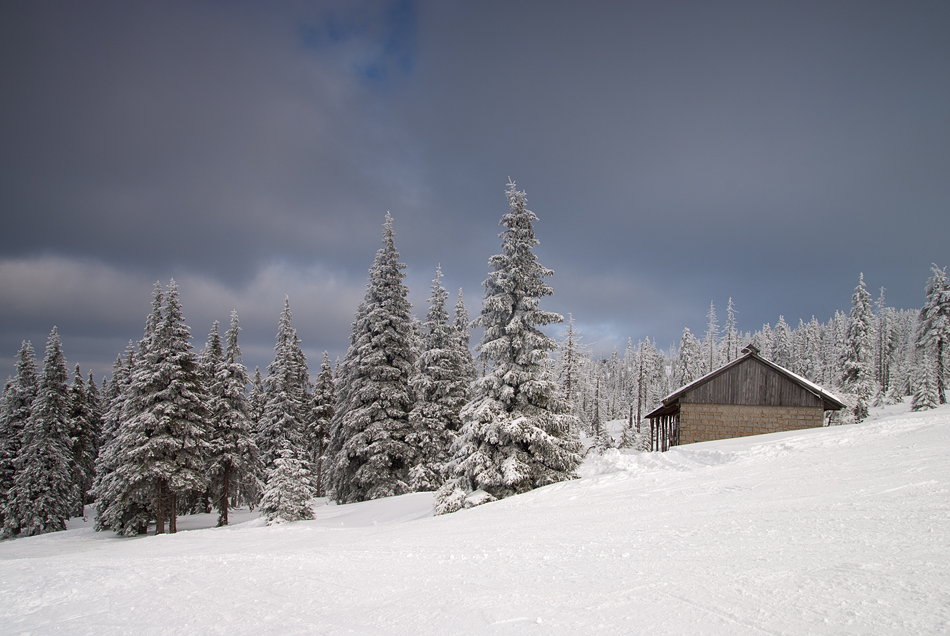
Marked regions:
[645,345,844,451]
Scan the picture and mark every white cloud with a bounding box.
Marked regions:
[0,256,366,380]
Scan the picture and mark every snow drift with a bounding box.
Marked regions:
[1,404,948,635]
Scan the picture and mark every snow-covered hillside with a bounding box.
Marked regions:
[2,404,948,635]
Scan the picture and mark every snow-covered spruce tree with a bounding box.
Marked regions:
[675,328,702,387]
[0,380,15,524]
[703,301,719,374]
[917,263,950,405]
[4,328,75,537]
[308,352,335,497]
[197,321,223,396]
[85,371,103,463]
[829,309,850,389]
[257,298,309,472]
[124,280,211,534]
[556,314,587,424]
[207,312,261,526]
[618,345,650,452]
[791,319,806,377]
[67,365,100,517]
[92,343,151,535]
[622,339,638,433]
[328,213,417,503]
[190,321,225,515]
[772,316,792,369]
[591,376,614,453]
[636,338,663,428]
[723,298,739,363]
[911,352,939,411]
[753,323,773,363]
[435,181,581,514]
[0,341,38,526]
[407,267,469,491]
[889,309,920,402]
[96,283,166,531]
[874,288,894,399]
[803,317,824,383]
[841,274,876,422]
[259,449,315,524]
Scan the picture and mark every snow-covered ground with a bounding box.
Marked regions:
[2,403,948,635]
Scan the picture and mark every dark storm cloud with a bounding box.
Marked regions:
[400,0,950,345]
[1,0,948,379]
[0,0,424,281]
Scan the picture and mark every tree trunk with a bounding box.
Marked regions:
[169,491,177,534]
[155,480,165,535]
[316,438,325,498]
[77,484,86,519]
[217,462,231,527]
[938,338,946,405]
[594,378,600,437]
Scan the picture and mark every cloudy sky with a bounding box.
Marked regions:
[1,0,948,381]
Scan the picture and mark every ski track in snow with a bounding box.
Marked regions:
[1,404,949,635]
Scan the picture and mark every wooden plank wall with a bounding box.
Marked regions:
[680,357,822,408]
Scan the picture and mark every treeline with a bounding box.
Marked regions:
[559,266,950,447]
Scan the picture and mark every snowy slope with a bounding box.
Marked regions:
[1,404,948,635]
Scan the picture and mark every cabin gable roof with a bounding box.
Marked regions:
[647,346,845,419]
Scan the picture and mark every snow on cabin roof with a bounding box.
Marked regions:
[650,346,845,417]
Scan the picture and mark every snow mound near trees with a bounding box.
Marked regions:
[2,404,949,634]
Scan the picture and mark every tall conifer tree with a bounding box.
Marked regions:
[557,315,585,416]
[0,341,37,525]
[804,317,824,382]
[93,342,150,535]
[772,316,792,369]
[85,371,103,464]
[123,280,211,534]
[0,380,15,524]
[676,328,702,387]
[436,181,581,513]
[724,298,738,363]
[408,267,469,491]
[328,214,416,503]
[917,264,950,404]
[309,352,335,497]
[258,298,309,471]
[4,328,75,536]
[207,312,260,525]
[704,301,719,373]
[841,273,876,421]
[911,352,939,411]
[98,283,167,534]
[67,365,99,516]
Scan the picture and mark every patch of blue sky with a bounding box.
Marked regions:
[299,0,416,86]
